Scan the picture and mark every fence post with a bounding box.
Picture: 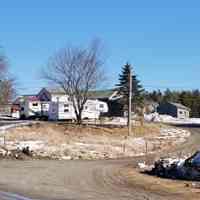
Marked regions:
[123,136,127,153]
[3,135,6,147]
[145,140,148,156]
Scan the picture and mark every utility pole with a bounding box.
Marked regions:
[128,69,132,136]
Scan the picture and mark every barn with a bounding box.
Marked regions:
[157,102,190,119]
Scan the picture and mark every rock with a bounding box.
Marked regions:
[62,156,71,160]
[147,151,200,181]
[191,182,200,189]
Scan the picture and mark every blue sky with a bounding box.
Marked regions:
[1,0,200,95]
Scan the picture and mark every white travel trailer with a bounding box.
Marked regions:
[18,96,41,119]
[48,99,108,121]
[14,95,50,119]
[82,99,108,119]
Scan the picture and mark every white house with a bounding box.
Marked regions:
[37,88,69,102]
[48,101,75,120]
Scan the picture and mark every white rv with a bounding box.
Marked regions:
[82,100,108,119]
[19,96,41,119]
[14,95,50,119]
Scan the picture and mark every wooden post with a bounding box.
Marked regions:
[3,135,6,147]
[128,69,132,136]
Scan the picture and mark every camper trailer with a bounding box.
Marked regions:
[15,95,50,119]
[19,96,41,119]
[82,100,108,119]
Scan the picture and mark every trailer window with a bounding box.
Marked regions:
[32,103,38,107]
[64,109,69,112]
[64,104,69,107]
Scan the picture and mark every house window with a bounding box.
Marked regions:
[64,109,69,112]
[100,104,104,108]
[179,111,183,114]
[84,106,88,110]
[42,104,47,109]
[32,103,38,107]
[64,104,69,107]
[21,107,24,111]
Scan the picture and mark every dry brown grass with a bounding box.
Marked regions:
[4,122,164,145]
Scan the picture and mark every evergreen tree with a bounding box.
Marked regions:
[148,90,163,103]
[116,62,144,113]
[162,89,179,103]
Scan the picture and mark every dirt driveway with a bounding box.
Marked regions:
[0,158,183,200]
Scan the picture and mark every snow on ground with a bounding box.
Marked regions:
[145,113,200,125]
[5,140,47,151]
[104,117,128,125]
[0,121,39,135]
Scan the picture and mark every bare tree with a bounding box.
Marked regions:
[0,51,16,104]
[0,78,16,104]
[0,54,7,80]
[44,39,105,124]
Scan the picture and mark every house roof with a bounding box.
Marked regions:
[88,89,115,100]
[44,87,65,94]
[43,87,119,100]
[170,102,191,111]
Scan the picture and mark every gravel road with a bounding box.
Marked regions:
[0,158,172,200]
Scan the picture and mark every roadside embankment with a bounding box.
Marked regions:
[0,122,191,160]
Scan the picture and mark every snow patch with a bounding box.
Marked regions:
[145,113,200,125]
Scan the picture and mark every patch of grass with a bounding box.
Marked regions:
[120,167,200,200]
[4,122,164,146]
